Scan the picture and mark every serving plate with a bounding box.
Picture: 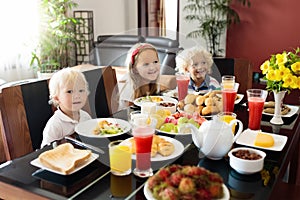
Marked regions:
[235,129,287,151]
[262,104,299,117]
[30,153,99,175]
[133,96,178,107]
[75,118,131,138]
[143,181,230,200]
[120,136,184,161]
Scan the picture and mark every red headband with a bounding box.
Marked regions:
[131,44,152,65]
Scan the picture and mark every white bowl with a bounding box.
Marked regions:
[228,147,266,174]
[156,101,177,113]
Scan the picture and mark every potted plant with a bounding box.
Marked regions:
[183,0,251,57]
[30,0,83,77]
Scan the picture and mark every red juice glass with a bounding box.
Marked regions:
[222,83,239,112]
[175,72,190,101]
[131,117,156,178]
[246,89,268,130]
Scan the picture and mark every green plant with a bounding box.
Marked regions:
[183,0,250,56]
[30,0,84,73]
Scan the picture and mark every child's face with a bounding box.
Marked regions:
[188,54,209,81]
[56,78,88,113]
[135,49,160,82]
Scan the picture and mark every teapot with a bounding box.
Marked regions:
[180,115,243,160]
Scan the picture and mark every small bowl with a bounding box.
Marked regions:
[156,101,177,113]
[228,147,266,175]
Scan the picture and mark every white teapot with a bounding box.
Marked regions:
[181,115,243,160]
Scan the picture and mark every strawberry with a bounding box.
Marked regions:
[208,172,223,183]
[157,168,171,181]
[169,172,184,187]
[208,183,223,198]
[196,188,211,200]
[159,187,179,200]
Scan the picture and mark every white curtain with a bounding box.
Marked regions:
[0,0,40,83]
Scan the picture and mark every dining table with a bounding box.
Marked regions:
[0,95,299,200]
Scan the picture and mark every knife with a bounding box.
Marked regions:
[65,136,105,154]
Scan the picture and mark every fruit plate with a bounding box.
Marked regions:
[120,136,184,162]
[235,129,288,151]
[143,181,230,200]
[30,153,99,175]
[75,118,131,138]
[133,96,178,107]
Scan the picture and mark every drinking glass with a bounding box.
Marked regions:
[175,72,190,101]
[131,117,157,178]
[246,89,268,130]
[141,102,156,115]
[222,83,239,112]
[222,75,235,89]
[217,112,237,134]
[108,140,132,176]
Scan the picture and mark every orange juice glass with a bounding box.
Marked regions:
[218,112,237,133]
[109,140,132,176]
[222,75,235,89]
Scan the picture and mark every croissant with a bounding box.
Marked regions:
[158,142,175,156]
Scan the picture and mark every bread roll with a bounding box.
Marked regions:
[195,105,204,114]
[38,143,92,175]
[184,94,197,104]
[195,95,205,106]
[158,142,175,156]
[204,98,214,106]
[184,104,195,114]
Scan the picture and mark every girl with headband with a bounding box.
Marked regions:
[119,43,161,109]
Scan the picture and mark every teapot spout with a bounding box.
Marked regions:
[179,123,203,149]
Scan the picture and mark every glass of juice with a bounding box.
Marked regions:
[221,83,239,112]
[131,117,157,178]
[217,112,237,134]
[109,140,132,176]
[246,89,268,130]
[175,72,190,101]
[222,75,235,89]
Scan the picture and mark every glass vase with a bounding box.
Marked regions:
[270,90,287,125]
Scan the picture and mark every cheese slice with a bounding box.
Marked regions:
[254,132,274,147]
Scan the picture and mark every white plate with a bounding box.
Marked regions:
[262,104,299,117]
[236,129,287,151]
[75,118,131,138]
[133,96,178,107]
[30,153,99,175]
[143,181,230,200]
[162,89,201,98]
[120,136,184,161]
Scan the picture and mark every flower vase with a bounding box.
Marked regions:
[270,90,287,125]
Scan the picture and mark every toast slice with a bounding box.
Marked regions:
[38,143,92,175]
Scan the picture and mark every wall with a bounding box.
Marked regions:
[226,0,300,72]
[74,0,138,36]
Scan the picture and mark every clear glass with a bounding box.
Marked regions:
[108,140,132,176]
[175,72,190,101]
[246,89,268,130]
[221,83,239,112]
[222,75,235,89]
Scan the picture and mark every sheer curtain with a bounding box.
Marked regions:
[0,0,40,83]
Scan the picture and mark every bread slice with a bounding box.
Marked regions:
[38,143,92,175]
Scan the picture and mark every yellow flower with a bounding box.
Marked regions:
[282,74,297,88]
[266,69,276,81]
[261,47,300,92]
[260,60,270,74]
[291,61,300,73]
[275,52,287,65]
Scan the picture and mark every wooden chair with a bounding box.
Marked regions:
[0,65,119,161]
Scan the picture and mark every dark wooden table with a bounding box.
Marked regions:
[0,103,299,200]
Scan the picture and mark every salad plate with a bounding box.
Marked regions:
[133,96,178,107]
[75,118,131,138]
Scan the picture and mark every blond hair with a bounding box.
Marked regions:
[176,46,213,74]
[48,68,89,106]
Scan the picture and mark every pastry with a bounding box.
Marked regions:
[158,142,175,156]
[184,104,195,114]
[195,95,205,105]
[184,94,197,104]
